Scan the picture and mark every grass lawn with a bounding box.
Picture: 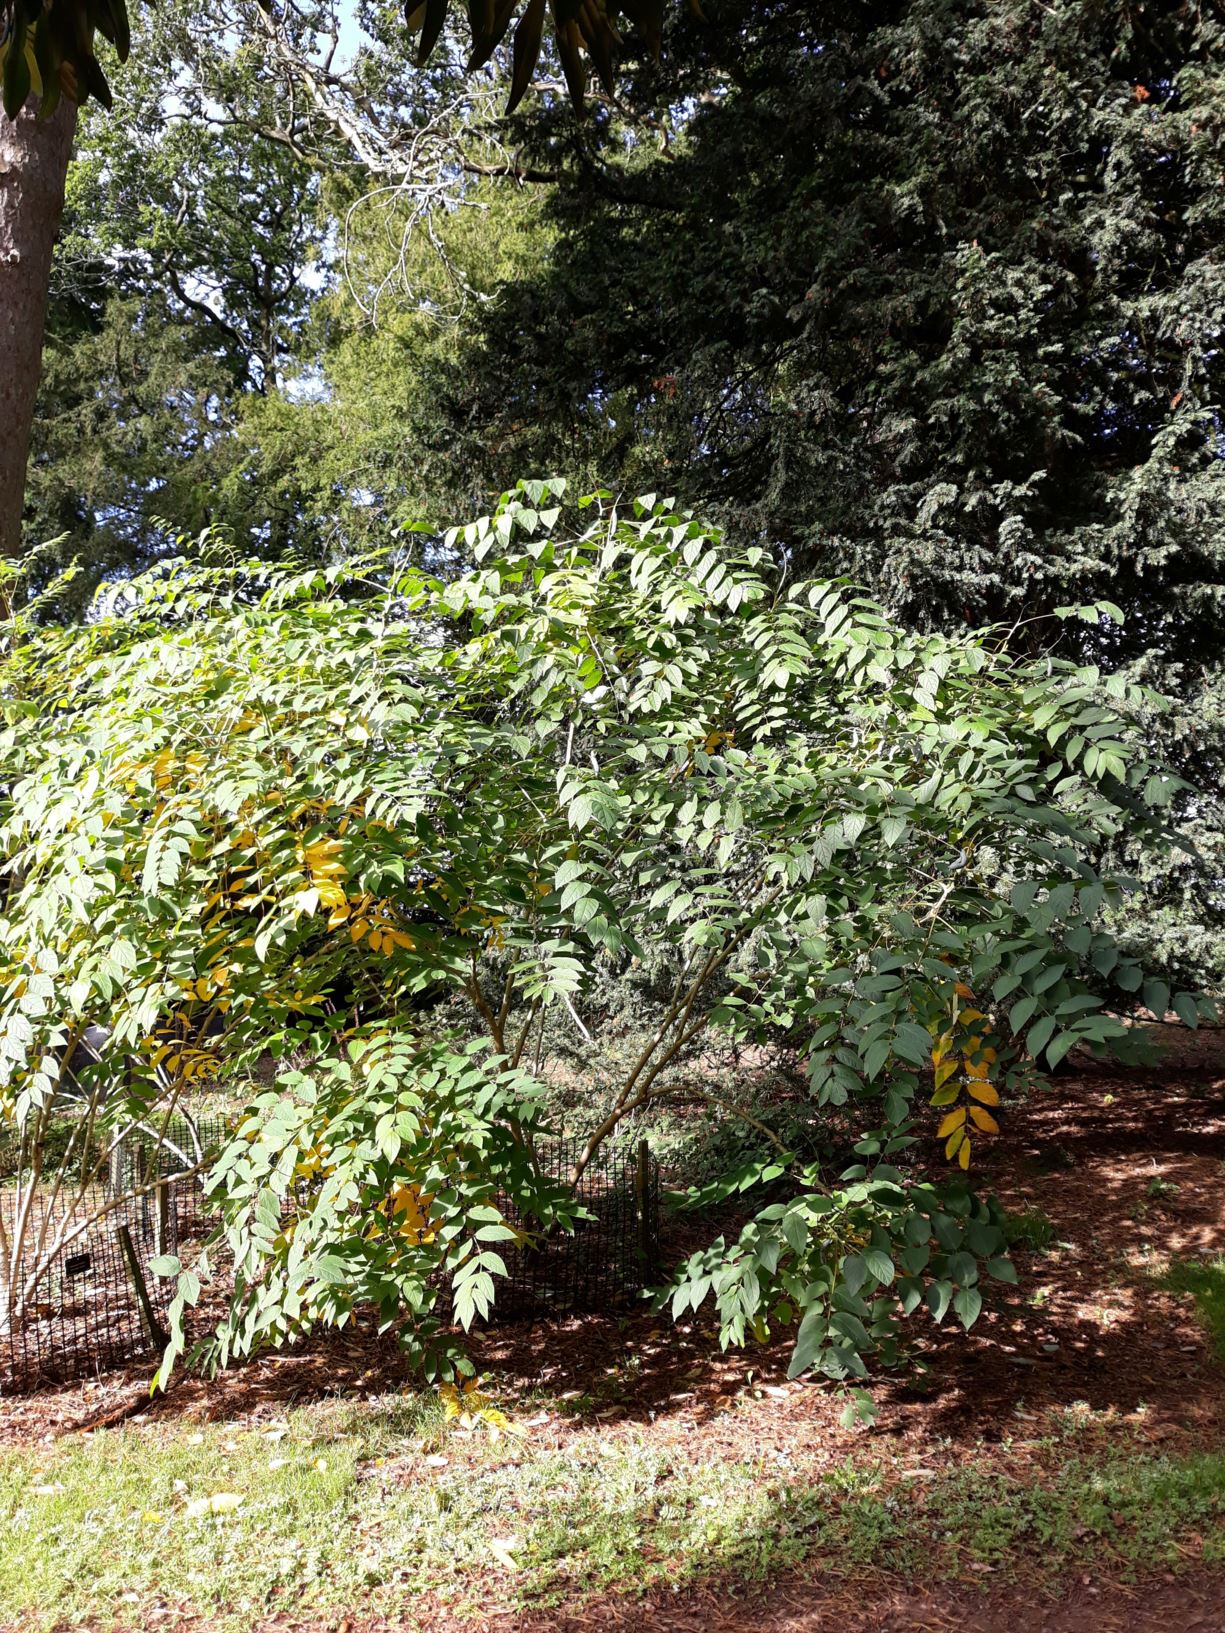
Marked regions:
[1161,1255,1225,1365]
[2,1391,1224,1631]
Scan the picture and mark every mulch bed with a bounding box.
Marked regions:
[5,1025,1225,1631]
[258,1569,1225,1633]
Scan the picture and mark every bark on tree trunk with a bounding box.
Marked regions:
[0,95,76,561]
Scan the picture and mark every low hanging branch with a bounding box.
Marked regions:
[0,0,695,123]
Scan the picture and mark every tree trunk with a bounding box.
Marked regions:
[0,95,76,560]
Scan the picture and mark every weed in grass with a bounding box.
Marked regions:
[1160,1255,1225,1365]
[1001,1206,1057,1253]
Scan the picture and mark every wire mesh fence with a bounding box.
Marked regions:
[0,1113,231,1392]
[1,1119,659,1391]
[494,1137,660,1321]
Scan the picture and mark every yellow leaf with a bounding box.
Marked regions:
[930,1082,960,1106]
[937,1108,966,1137]
[968,1081,1001,1106]
[958,1137,971,1170]
[969,1105,1000,1134]
[934,1059,957,1089]
[931,1031,953,1066]
[945,1126,966,1160]
[958,1008,985,1025]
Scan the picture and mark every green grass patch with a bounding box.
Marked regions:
[1160,1255,1225,1364]
[1,1402,1223,1630]
[1000,1205,1057,1253]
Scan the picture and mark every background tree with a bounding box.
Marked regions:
[0,0,693,562]
[18,0,566,581]
[0,97,74,562]
[406,0,1225,983]
[19,27,328,602]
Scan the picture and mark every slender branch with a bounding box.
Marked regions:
[510,997,543,1068]
[466,949,505,1052]
[460,158,560,184]
[561,991,593,1044]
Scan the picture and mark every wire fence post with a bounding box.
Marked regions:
[634,1138,653,1274]
[114,1222,169,1351]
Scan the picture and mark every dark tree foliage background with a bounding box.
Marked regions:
[449,1,1225,664]
[418,0,1225,986]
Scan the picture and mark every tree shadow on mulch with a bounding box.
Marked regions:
[3,1036,1223,1456]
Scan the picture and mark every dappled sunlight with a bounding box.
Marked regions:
[7,1059,1222,1490]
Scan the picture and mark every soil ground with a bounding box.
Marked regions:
[3,1024,1224,1631]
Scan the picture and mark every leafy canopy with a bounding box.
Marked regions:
[0,484,1200,1381]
